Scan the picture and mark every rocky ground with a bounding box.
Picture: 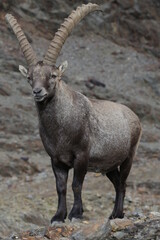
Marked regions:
[0,0,160,239]
[6,213,160,240]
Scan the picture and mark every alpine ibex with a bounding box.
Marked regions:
[6,3,141,223]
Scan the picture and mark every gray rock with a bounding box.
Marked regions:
[112,231,126,239]
[71,219,111,240]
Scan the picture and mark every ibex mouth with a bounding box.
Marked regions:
[34,94,48,102]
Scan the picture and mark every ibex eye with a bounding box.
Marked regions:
[27,76,32,85]
[51,74,57,78]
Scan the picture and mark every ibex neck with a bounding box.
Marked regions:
[36,81,74,128]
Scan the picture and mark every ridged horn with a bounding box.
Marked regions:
[5,14,37,66]
[43,3,101,65]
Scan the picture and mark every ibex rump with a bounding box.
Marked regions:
[6,3,141,223]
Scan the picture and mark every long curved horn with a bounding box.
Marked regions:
[43,3,100,65]
[5,14,37,66]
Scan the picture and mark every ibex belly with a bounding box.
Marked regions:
[88,113,131,173]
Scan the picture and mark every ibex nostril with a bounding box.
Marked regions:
[33,88,42,94]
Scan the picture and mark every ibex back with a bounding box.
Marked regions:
[6,3,141,223]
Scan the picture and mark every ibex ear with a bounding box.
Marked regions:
[59,61,68,74]
[19,65,28,77]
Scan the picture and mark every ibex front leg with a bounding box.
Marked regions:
[68,153,88,220]
[51,161,69,223]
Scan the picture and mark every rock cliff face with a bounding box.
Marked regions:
[0,0,160,239]
[1,0,160,56]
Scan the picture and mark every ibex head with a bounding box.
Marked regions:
[19,61,68,102]
[6,4,100,102]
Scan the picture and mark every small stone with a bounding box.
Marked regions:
[110,218,134,231]
[20,156,29,162]
[149,212,160,218]
[26,194,33,200]
[94,173,101,177]
[125,196,133,203]
[71,218,82,223]
[50,221,64,227]
[82,220,89,224]
[10,234,19,239]
[132,212,145,218]
[45,225,75,239]
[113,231,126,239]
[60,238,70,240]
[25,175,32,182]
[71,219,110,240]
[86,205,93,211]
[96,193,102,198]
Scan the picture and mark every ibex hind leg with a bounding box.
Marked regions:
[106,153,134,219]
